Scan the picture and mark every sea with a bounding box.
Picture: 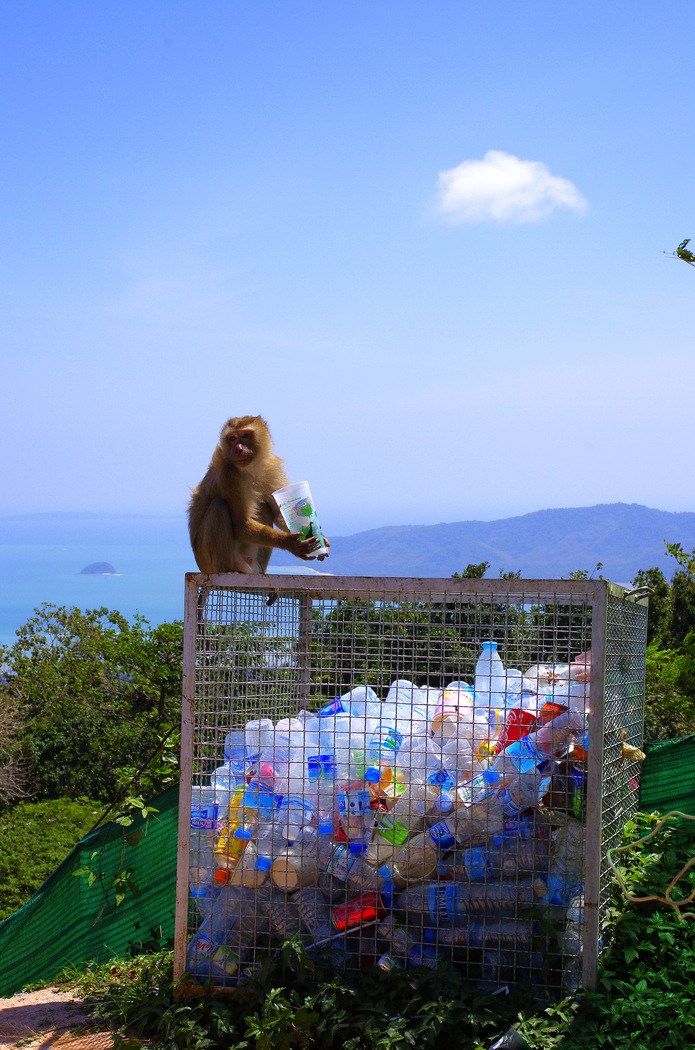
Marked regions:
[0,530,323,647]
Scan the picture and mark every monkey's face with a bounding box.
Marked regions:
[223,425,257,469]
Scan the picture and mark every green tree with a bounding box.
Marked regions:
[452,562,489,579]
[0,604,183,803]
[631,566,670,645]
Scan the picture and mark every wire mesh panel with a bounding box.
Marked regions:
[174,575,647,996]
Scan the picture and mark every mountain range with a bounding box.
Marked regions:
[1,503,694,583]
[326,503,695,582]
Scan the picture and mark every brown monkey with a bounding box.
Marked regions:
[188,415,329,574]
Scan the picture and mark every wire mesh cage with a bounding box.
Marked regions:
[174,574,647,996]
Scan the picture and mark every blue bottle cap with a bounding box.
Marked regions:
[256,855,272,871]
[364,767,381,783]
[423,928,436,943]
[233,826,254,840]
[349,842,365,854]
[318,819,334,833]
[378,865,392,878]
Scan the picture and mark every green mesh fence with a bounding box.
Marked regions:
[640,735,695,818]
[0,784,179,998]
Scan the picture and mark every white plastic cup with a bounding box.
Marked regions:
[272,481,328,559]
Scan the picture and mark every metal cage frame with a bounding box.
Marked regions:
[174,573,647,994]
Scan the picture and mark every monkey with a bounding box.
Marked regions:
[188,415,329,574]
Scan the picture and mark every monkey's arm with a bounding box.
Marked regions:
[231,511,322,558]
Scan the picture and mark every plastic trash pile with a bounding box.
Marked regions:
[187,642,591,990]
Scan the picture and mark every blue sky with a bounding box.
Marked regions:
[2,1,694,535]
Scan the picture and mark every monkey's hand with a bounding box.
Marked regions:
[286,532,325,560]
[316,537,330,560]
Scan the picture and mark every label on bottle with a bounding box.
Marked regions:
[429,820,456,851]
[326,844,355,881]
[338,787,370,816]
[426,882,461,922]
[504,738,541,772]
[211,945,241,976]
[370,725,403,756]
[463,846,492,881]
[190,931,214,958]
[243,783,275,818]
[375,815,410,847]
[318,698,347,717]
[426,767,456,790]
[307,753,337,781]
[191,803,220,831]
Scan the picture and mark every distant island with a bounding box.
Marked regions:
[80,562,118,575]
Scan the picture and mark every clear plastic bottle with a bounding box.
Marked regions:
[318,685,381,719]
[369,781,439,852]
[428,919,534,950]
[397,879,537,924]
[185,885,247,981]
[446,837,549,881]
[536,816,585,907]
[222,729,251,783]
[364,721,405,784]
[380,831,438,888]
[292,886,334,944]
[244,718,275,778]
[475,641,507,706]
[306,748,338,832]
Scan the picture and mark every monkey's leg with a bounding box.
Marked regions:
[192,497,239,573]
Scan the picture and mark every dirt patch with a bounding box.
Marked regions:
[0,987,115,1050]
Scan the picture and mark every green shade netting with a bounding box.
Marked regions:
[0,783,179,998]
[640,734,695,818]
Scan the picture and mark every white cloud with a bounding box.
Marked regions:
[436,149,587,224]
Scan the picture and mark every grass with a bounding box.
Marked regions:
[0,796,103,921]
[38,812,695,1050]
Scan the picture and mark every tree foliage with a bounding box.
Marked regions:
[0,604,183,803]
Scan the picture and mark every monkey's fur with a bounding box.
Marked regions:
[188,415,325,573]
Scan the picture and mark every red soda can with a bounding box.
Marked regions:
[332,892,387,932]
[494,694,539,754]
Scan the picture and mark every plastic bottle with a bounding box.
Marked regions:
[364,721,405,784]
[317,685,381,719]
[536,816,585,907]
[369,780,440,853]
[214,782,276,883]
[337,779,374,844]
[428,919,534,950]
[223,729,251,782]
[475,641,507,707]
[292,886,334,944]
[185,884,246,980]
[270,830,332,892]
[244,718,275,778]
[445,836,549,881]
[401,737,459,810]
[380,831,438,888]
[397,878,537,924]
[430,683,475,737]
[306,747,338,832]
[486,711,586,783]
[189,787,222,899]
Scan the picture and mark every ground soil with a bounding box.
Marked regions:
[0,987,117,1050]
